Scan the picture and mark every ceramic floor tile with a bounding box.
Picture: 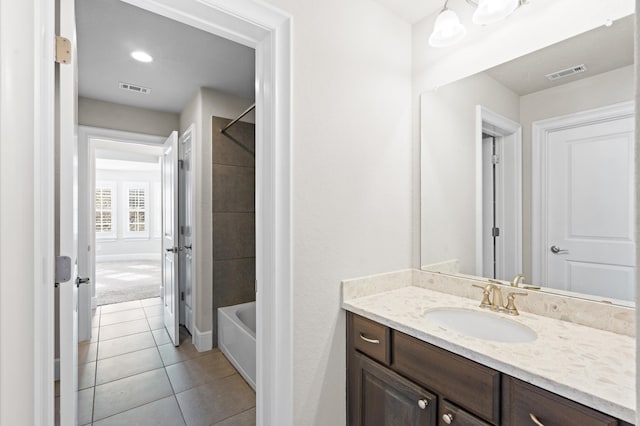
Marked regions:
[166,351,235,393]
[98,331,156,360]
[93,368,173,421]
[158,341,209,366]
[152,328,171,346]
[78,387,94,426]
[143,304,164,318]
[100,300,143,314]
[79,361,96,390]
[95,347,163,385]
[141,297,162,307]
[213,408,256,426]
[146,315,165,330]
[78,342,98,364]
[99,319,149,341]
[92,395,185,426]
[100,308,146,326]
[176,374,255,426]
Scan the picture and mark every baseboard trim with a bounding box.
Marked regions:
[193,326,212,352]
[54,358,60,381]
[96,253,160,262]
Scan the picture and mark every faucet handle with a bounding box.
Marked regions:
[472,284,493,309]
[505,292,528,315]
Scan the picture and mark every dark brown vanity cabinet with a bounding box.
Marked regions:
[351,351,437,425]
[347,312,630,426]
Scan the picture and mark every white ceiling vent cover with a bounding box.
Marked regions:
[119,82,151,95]
[545,64,587,81]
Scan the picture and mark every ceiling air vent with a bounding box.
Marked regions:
[545,64,587,81]
[119,82,151,95]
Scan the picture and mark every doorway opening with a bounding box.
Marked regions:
[476,106,523,280]
[92,138,163,306]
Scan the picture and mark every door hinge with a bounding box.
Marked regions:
[55,36,71,64]
[54,256,72,287]
[179,159,184,169]
[181,291,185,301]
[491,154,500,165]
[492,227,500,237]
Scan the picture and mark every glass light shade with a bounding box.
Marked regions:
[429,9,467,48]
[472,0,519,25]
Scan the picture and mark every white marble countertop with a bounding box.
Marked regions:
[342,285,636,423]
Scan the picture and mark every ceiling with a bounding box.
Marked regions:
[374,0,442,23]
[485,15,634,96]
[76,0,255,113]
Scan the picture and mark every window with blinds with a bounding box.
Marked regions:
[127,187,147,233]
[95,184,115,237]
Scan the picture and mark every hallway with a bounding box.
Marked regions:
[57,298,255,425]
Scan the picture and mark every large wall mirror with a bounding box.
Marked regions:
[420,14,635,306]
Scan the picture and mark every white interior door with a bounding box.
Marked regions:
[179,127,194,333]
[57,0,79,422]
[546,116,635,301]
[162,131,180,346]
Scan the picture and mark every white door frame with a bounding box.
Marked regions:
[79,125,166,342]
[475,106,522,277]
[531,101,634,285]
[35,0,293,425]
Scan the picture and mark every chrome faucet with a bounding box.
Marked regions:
[511,274,525,287]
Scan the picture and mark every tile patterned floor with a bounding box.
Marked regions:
[56,298,255,426]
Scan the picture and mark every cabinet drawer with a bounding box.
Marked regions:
[350,314,390,365]
[502,377,618,426]
[393,331,500,425]
[439,400,492,426]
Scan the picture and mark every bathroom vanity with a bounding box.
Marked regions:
[342,270,635,426]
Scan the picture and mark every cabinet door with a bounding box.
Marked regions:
[351,352,436,426]
[439,400,492,426]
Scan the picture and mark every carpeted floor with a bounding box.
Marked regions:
[96,260,161,306]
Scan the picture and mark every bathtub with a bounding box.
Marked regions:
[218,301,256,390]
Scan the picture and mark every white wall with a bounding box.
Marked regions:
[94,167,162,261]
[258,0,413,424]
[178,87,255,338]
[421,72,520,273]
[79,97,180,136]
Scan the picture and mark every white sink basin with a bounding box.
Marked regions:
[424,308,537,343]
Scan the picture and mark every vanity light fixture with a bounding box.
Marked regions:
[472,0,520,25]
[429,0,529,48]
[429,0,467,48]
[130,50,153,63]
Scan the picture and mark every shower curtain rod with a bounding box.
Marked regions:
[220,103,256,133]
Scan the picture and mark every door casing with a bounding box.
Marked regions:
[35,0,294,425]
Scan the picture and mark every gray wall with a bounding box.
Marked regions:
[211,117,256,347]
[79,97,179,136]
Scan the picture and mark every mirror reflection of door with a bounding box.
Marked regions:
[538,109,635,301]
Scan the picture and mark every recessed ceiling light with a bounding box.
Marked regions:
[131,51,153,63]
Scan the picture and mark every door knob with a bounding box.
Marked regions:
[75,277,90,288]
[417,399,428,410]
[442,413,454,424]
[165,247,178,253]
[550,245,569,255]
